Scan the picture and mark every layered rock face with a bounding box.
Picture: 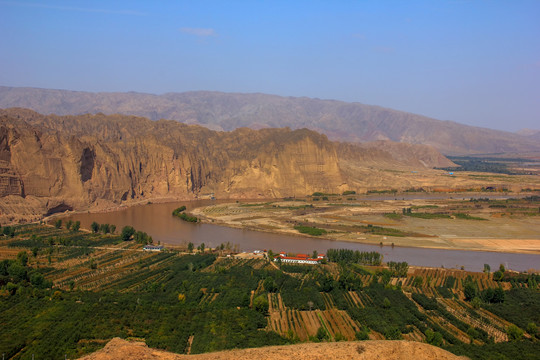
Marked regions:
[0,109,454,222]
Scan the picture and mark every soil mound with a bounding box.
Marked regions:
[78,338,468,360]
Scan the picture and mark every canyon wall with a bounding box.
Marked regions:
[0,109,456,223]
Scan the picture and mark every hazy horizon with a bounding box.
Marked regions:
[1,0,539,132]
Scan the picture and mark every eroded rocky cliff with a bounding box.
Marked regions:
[0,108,455,223]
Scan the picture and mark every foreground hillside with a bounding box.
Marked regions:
[1,86,539,155]
[0,108,488,223]
[78,338,468,360]
[1,224,538,359]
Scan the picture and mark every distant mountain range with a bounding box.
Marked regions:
[517,129,540,142]
[1,86,539,155]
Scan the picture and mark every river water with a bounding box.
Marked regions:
[62,196,540,272]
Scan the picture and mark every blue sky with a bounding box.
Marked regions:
[0,0,539,131]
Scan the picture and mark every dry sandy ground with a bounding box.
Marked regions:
[78,338,468,360]
[193,199,540,254]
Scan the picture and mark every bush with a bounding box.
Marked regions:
[506,325,523,341]
[294,225,327,236]
[384,326,402,340]
[425,329,443,346]
[526,323,537,338]
[316,326,329,341]
[493,270,504,281]
[2,226,15,237]
[172,206,198,222]
[355,327,370,340]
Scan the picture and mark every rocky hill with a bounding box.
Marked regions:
[0,108,460,223]
[78,338,468,360]
[1,86,538,155]
[517,129,540,142]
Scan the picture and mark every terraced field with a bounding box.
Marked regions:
[0,224,538,360]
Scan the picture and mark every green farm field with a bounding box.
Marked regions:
[0,224,538,359]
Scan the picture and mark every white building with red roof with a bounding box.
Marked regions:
[274,252,325,265]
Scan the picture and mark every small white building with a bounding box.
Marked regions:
[274,253,326,265]
[143,245,164,252]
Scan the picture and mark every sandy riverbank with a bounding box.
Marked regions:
[191,199,540,255]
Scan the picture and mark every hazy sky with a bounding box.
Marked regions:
[1,0,539,131]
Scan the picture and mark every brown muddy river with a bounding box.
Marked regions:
[63,196,540,272]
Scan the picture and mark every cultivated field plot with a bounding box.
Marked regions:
[0,224,538,360]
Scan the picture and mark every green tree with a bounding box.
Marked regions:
[467,328,479,343]
[2,226,15,237]
[121,226,135,241]
[355,326,370,340]
[264,277,278,293]
[66,220,73,230]
[492,287,505,303]
[506,325,523,341]
[383,297,391,309]
[316,326,329,341]
[100,223,110,234]
[91,221,100,233]
[483,264,491,273]
[253,294,268,314]
[464,281,478,301]
[8,263,27,282]
[89,258,97,270]
[384,326,402,340]
[110,224,116,234]
[198,242,205,253]
[425,329,443,346]
[6,282,18,295]
[30,272,45,288]
[526,323,537,338]
[187,242,194,253]
[471,297,482,309]
[55,219,62,229]
[493,270,504,281]
[320,275,335,292]
[17,251,28,267]
[72,221,80,232]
